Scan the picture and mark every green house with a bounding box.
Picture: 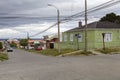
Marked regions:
[62,21,120,50]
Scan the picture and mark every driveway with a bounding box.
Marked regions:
[0,49,120,80]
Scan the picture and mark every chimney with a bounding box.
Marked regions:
[78,21,82,28]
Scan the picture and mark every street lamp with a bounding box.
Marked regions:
[48,4,61,54]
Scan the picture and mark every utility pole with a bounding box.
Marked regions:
[85,0,88,52]
[27,32,29,50]
[102,33,105,50]
[48,4,61,54]
[57,9,60,54]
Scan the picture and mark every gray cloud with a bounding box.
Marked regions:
[0,0,120,38]
[0,0,74,15]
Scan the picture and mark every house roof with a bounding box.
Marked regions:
[44,34,58,41]
[28,40,43,43]
[66,21,120,32]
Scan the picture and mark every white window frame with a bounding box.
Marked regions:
[64,34,67,42]
[70,33,73,41]
[104,33,112,42]
[78,34,82,42]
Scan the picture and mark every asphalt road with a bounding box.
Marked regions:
[0,49,120,80]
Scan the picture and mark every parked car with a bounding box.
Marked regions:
[35,46,42,50]
[7,48,13,52]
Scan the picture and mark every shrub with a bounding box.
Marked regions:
[10,41,17,48]
[20,39,28,48]
[0,53,8,61]
[0,42,3,49]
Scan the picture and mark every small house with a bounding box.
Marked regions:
[28,39,46,50]
[62,21,120,50]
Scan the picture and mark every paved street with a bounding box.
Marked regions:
[0,49,120,80]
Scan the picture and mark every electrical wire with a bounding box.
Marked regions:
[29,0,120,37]
[30,22,58,37]
[61,0,115,21]
[61,0,120,22]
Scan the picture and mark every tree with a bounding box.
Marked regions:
[10,41,17,48]
[20,39,28,48]
[100,13,120,24]
[100,13,117,22]
[116,16,120,24]
[0,42,3,49]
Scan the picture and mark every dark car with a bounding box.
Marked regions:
[7,48,13,52]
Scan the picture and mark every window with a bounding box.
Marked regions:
[78,34,82,42]
[75,33,82,42]
[104,33,112,42]
[70,34,73,41]
[64,34,67,41]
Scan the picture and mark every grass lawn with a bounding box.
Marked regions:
[96,47,120,54]
[29,49,76,56]
[0,53,9,61]
[28,49,95,56]
[71,51,94,56]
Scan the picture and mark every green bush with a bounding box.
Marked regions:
[0,42,3,49]
[20,39,28,48]
[0,53,9,61]
[10,41,17,47]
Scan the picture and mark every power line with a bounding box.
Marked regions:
[1,1,118,21]
[57,0,120,23]
[0,15,72,21]
[30,22,58,37]
[61,0,120,22]
[30,0,120,37]
[61,0,115,21]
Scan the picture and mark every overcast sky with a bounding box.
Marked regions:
[0,0,120,39]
